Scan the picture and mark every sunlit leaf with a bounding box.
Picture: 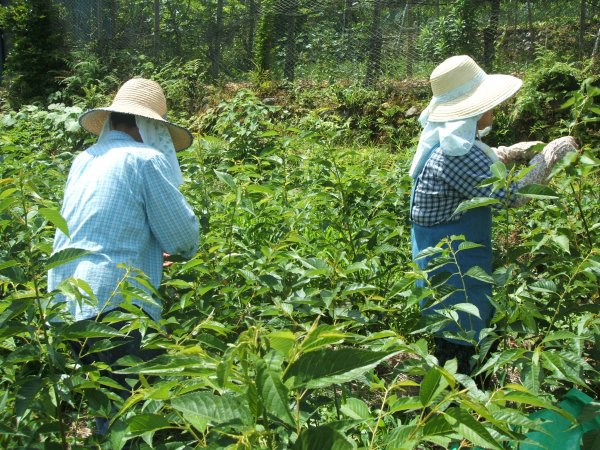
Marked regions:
[171,391,252,428]
[38,207,69,237]
[445,407,502,449]
[293,425,355,450]
[453,197,500,216]
[284,348,399,389]
[45,248,90,270]
[517,183,559,199]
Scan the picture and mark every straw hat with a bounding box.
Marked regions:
[426,55,522,122]
[79,78,193,151]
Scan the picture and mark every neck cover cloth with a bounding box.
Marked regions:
[409,109,498,179]
[136,116,184,186]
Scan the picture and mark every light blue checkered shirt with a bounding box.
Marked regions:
[48,131,199,321]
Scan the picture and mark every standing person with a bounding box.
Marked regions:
[47,78,199,429]
[410,55,575,374]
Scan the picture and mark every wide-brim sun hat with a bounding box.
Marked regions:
[425,55,522,122]
[79,78,193,151]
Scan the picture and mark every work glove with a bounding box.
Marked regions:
[522,136,578,184]
[494,141,543,164]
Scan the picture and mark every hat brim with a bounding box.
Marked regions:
[428,74,522,122]
[79,106,193,151]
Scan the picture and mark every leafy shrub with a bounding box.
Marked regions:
[1,103,90,156]
[511,49,583,141]
[136,57,208,117]
[57,50,120,109]
[196,89,279,160]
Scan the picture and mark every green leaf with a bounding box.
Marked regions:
[517,183,559,199]
[340,397,371,420]
[551,235,570,254]
[445,407,502,449]
[46,248,91,270]
[415,246,443,260]
[128,413,171,434]
[60,320,123,340]
[38,207,69,237]
[116,355,214,376]
[16,376,45,419]
[529,279,557,293]
[127,413,171,447]
[284,348,399,389]
[453,197,500,216]
[453,303,481,319]
[457,241,484,252]
[419,367,444,407]
[464,266,494,284]
[387,396,423,413]
[171,391,252,428]
[541,331,580,343]
[490,161,507,179]
[422,414,453,437]
[501,390,575,422]
[268,330,296,356]
[384,425,419,449]
[300,325,347,353]
[214,170,237,191]
[255,359,295,427]
[293,425,355,450]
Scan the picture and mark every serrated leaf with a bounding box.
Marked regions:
[517,183,559,199]
[453,302,481,319]
[293,425,355,450]
[127,413,171,447]
[171,391,252,428]
[384,425,419,449]
[268,330,296,356]
[256,359,295,427]
[116,355,214,376]
[60,320,124,340]
[490,161,507,179]
[128,413,171,433]
[501,391,575,422]
[340,397,371,420]
[419,367,444,407]
[284,348,399,389]
[38,207,69,237]
[16,377,45,419]
[214,170,237,191]
[388,396,423,413]
[551,235,570,254]
[415,246,444,260]
[464,266,494,283]
[529,279,557,293]
[422,414,453,436]
[457,241,484,251]
[445,407,502,449]
[541,331,580,343]
[453,197,500,216]
[46,247,90,270]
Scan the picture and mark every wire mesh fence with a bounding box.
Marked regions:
[54,0,600,85]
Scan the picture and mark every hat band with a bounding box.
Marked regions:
[432,70,486,104]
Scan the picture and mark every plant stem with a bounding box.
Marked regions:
[570,182,593,250]
[19,175,68,449]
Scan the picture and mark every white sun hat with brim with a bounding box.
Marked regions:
[79,78,193,151]
[423,55,522,122]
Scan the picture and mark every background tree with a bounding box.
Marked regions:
[0,0,67,106]
[365,0,383,86]
[209,0,225,80]
[483,0,501,70]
